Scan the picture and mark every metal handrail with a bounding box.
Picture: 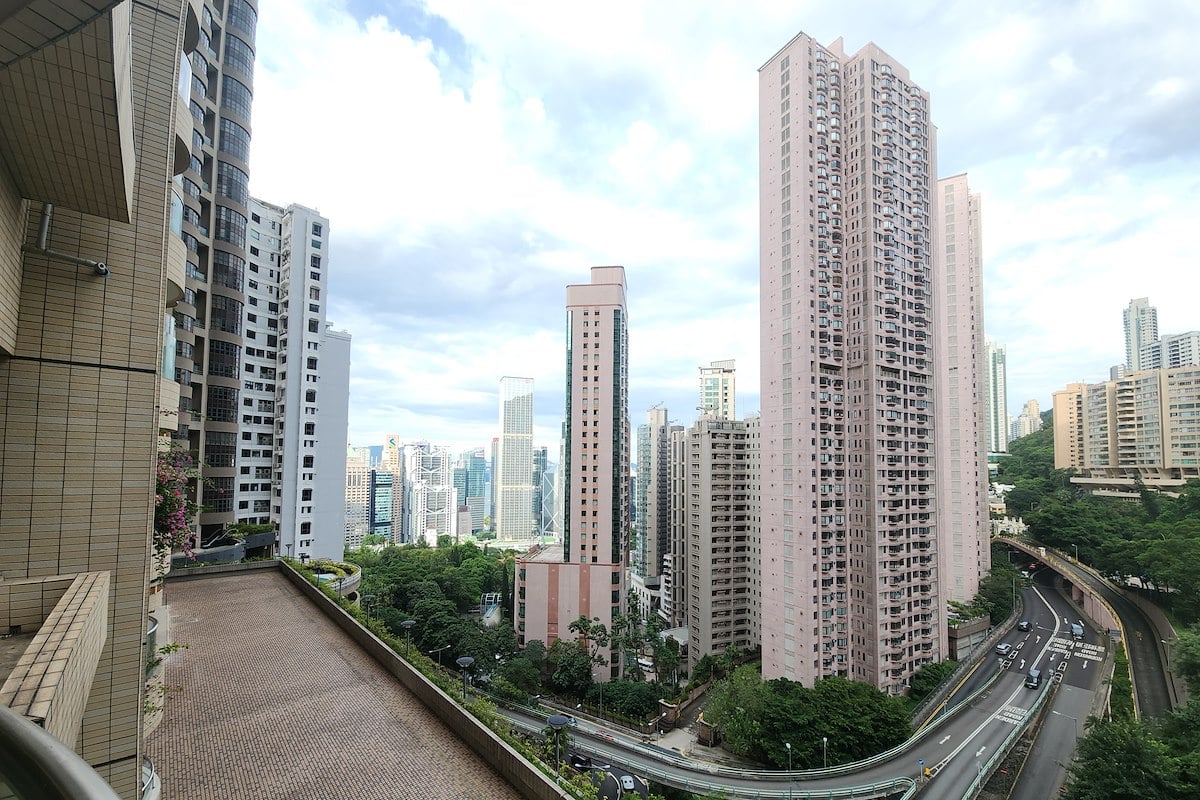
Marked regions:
[0,705,121,799]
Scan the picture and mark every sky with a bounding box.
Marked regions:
[247,0,1200,455]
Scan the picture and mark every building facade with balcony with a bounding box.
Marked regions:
[0,1,204,794]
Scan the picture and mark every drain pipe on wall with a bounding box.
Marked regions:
[21,203,110,277]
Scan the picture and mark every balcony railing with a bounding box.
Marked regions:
[0,705,121,799]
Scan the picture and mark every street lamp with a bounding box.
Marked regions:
[363,594,376,626]
[429,644,450,667]
[456,656,475,697]
[400,619,416,659]
[784,742,792,800]
[547,713,571,783]
[1052,710,1079,741]
[822,736,828,769]
[1072,544,1079,563]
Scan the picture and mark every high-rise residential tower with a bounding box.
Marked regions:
[1012,399,1044,441]
[496,376,536,540]
[516,267,630,680]
[1140,330,1200,371]
[241,199,350,561]
[933,174,989,603]
[174,0,261,543]
[759,35,942,693]
[984,340,1009,453]
[1123,297,1159,373]
[700,360,737,420]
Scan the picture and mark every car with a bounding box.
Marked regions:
[620,774,636,792]
[995,642,1013,656]
[1018,620,1032,631]
[569,754,592,770]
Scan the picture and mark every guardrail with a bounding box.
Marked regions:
[0,704,121,799]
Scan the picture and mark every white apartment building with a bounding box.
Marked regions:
[985,339,1008,453]
[241,199,350,561]
[496,376,536,540]
[700,360,737,420]
[1124,297,1158,372]
[632,406,678,620]
[759,34,943,693]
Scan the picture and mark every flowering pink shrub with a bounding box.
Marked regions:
[155,444,199,558]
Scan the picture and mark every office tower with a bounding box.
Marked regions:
[933,174,989,603]
[0,1,202,792]
[404,442,456,544]
[672,414,761,661]
[632,407,677,619]
[515,267,630,680]
[174,0,261,543]
[700,360,737,420]
[488,436,499,522]
[345,447,371,549]
[496,377,536,539]
[1123,297,1159,372]
[1012,399,1044,441]
[759,35,942,692]
[368,470,396,539]
[242,200,350,561]
[1053,367,1200,496]
[1140,330,1200,371]
[454,448,489,534]
[532,446,555,538]
[984,340,1009,453]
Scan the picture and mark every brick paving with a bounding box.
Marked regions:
[146,571,522,800]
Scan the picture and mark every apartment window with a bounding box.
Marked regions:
[312,223,323,237]
[303,456,314,468]
[304,422,315,435]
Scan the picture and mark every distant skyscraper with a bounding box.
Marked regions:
[496,376,536,539]
[984,340,1009,453]
[631,407,677,620]
[516,267,630,680]
[759,34,942,693]
[532,446,555,537]
[345,448,371,549]
[934,174,990,603]
[1123,297,1159,372]
[699,360,737,420]
[454,448,488,534]
[404,442,456,544]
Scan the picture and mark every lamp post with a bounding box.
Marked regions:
[547,713,571,783]
[1072,543,1079,563]
[1162,638,1171,671]
[784,742,792,800]
[822,736,828,769]
[456,656,475,698]
[400,619,416,659]
[363,594,376,626]
[429,644,450,667]
[1052,710,1079,741]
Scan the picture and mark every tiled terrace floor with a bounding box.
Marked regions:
[146,570,522,800]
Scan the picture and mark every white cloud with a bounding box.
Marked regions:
[247,0,1200,450]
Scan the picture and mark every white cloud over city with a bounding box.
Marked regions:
[247,0,1200,453]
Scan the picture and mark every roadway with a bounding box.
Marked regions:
[502,576,1105,799]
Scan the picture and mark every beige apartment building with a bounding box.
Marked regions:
[1054,366,1200,496]
[670,415,761,662]
[758,34,944,693]
[933,175,989,603]
[516,267,629,679]
[0,0,202,795]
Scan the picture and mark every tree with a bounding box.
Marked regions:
[1068,719,1184,799]
[548,639,593,699]
[1174,625,1200,694]
[907,660,957,708]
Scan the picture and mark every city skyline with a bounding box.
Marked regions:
[249,1,1198,452]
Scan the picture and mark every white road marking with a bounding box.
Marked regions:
[939,735,951,745]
